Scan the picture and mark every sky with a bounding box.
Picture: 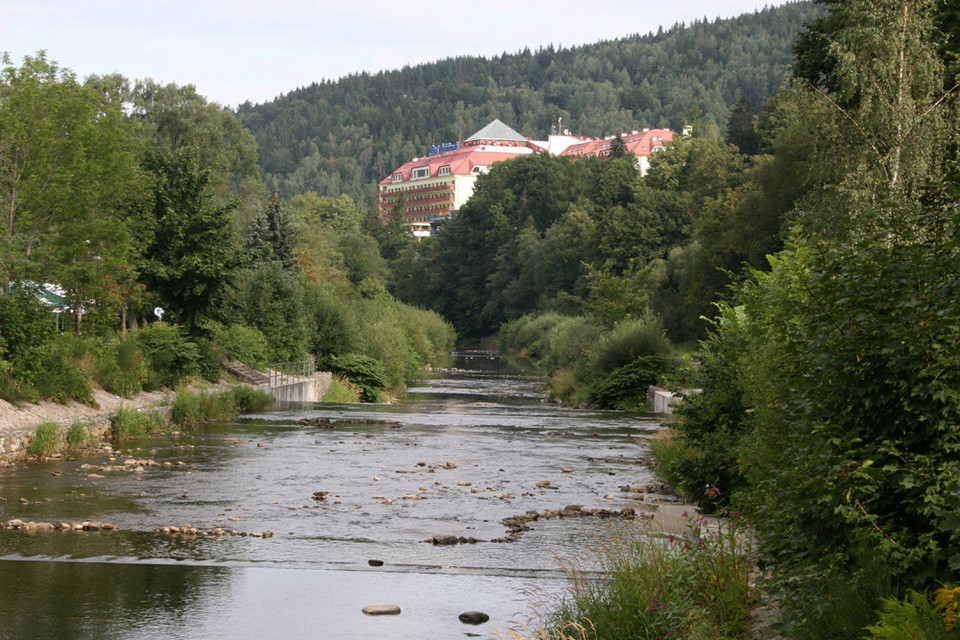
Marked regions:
[2,0,782,108]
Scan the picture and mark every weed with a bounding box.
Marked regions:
[66,421,98,452]
[110,406,167,442]
[322,375,362,402]
[536,509,756,640]
[27,422,61,457]
[230,385,273,412]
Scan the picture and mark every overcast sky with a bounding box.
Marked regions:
[3,0,784,108]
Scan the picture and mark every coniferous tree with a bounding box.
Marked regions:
[725,95,760,154]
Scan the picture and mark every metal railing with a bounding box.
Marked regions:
[266,358,315,388]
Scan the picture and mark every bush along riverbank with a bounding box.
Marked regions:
[497,311,686,410]
[3,385,274,462]
[504,492,759,640]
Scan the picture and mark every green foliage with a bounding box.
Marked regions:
[229,385,273,413]
[588,356,665,410]
[305,286,361,358]
[205,322,270,370]
[27,422,61,457]
[543,515,756,640]
[133,324,201,389]
[664,304,751,510]
[66,421,98,452]
[232,262,308,362]
[0,288,58,402]
[32,340,94,406]
[170,389,234,428]
[109,406,167,442]
[136,147,243,332]
[321,353,388,403]
[866,590,959,640]
[322,375,362,403]
[536,316,604,372]
[0,52,142,314]
[498,313,567,356]
[95,333,148,397]
[587,314,671,378]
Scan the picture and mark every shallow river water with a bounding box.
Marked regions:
[0,355,664,639]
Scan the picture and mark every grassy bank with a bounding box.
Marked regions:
[506,509,757,640]
[19,385,275,457]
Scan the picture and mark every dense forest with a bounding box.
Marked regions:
[238,2,818,207]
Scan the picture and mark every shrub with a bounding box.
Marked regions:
[498,312,565,356]
[865,590,958,640]
[170,388,249,428]
[66,421,98,452]
[32,340,94,406]
[205,322,270,370]
[667,303,750,511]
[588,313,671,378]
[322,375,362,403]
[306,286,360,358]
[134,324,201,389]
[321,353,388,402]
[588,355,666,410]
[96,333,148,397]
[27,422,62,457]
[110,406,167,442]
[229,385,273,412]
[547,367,590,406]
[542,514,756,640]
[536,316,603,372]
[397,304,456,368]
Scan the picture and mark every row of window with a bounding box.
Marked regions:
[383,181,453,194]
[392,165,453,182]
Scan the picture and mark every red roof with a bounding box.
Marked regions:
[559,129,674,158]
[379,146,534,186]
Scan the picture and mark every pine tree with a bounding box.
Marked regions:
[725,95,760,154]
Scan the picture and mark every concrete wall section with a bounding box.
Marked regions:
[267,371,332,405]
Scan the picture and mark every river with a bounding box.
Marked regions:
[0,354,665,639]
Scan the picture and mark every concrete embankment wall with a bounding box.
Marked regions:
[647,386,702,415]
[266,372,332,405]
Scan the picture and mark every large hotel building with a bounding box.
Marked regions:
[378,119,673,237]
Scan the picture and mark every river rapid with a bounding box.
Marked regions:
[0,354,665,639]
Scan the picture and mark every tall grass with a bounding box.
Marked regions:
[322,375,362,402]
[229,385,273,412]
[109,406,168,442]
[66,420,98,452]
[170,386,272,428]
[27,422,62,457]
[528,513,756,640]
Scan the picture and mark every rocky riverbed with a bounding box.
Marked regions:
[0,356,675,639]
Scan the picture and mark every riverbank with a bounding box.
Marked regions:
[0,380,244,459]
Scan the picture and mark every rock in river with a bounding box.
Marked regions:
[459,611,490,624]
[362,604,401,616]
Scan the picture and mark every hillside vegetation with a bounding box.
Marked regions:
[239,2,818,206]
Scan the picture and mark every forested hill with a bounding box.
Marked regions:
[238,1,818,208]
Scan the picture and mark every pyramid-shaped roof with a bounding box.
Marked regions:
[465,119,526,143]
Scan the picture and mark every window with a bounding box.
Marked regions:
[391,173,403,183]
[411,166,430,179]
[438,165,451,176]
